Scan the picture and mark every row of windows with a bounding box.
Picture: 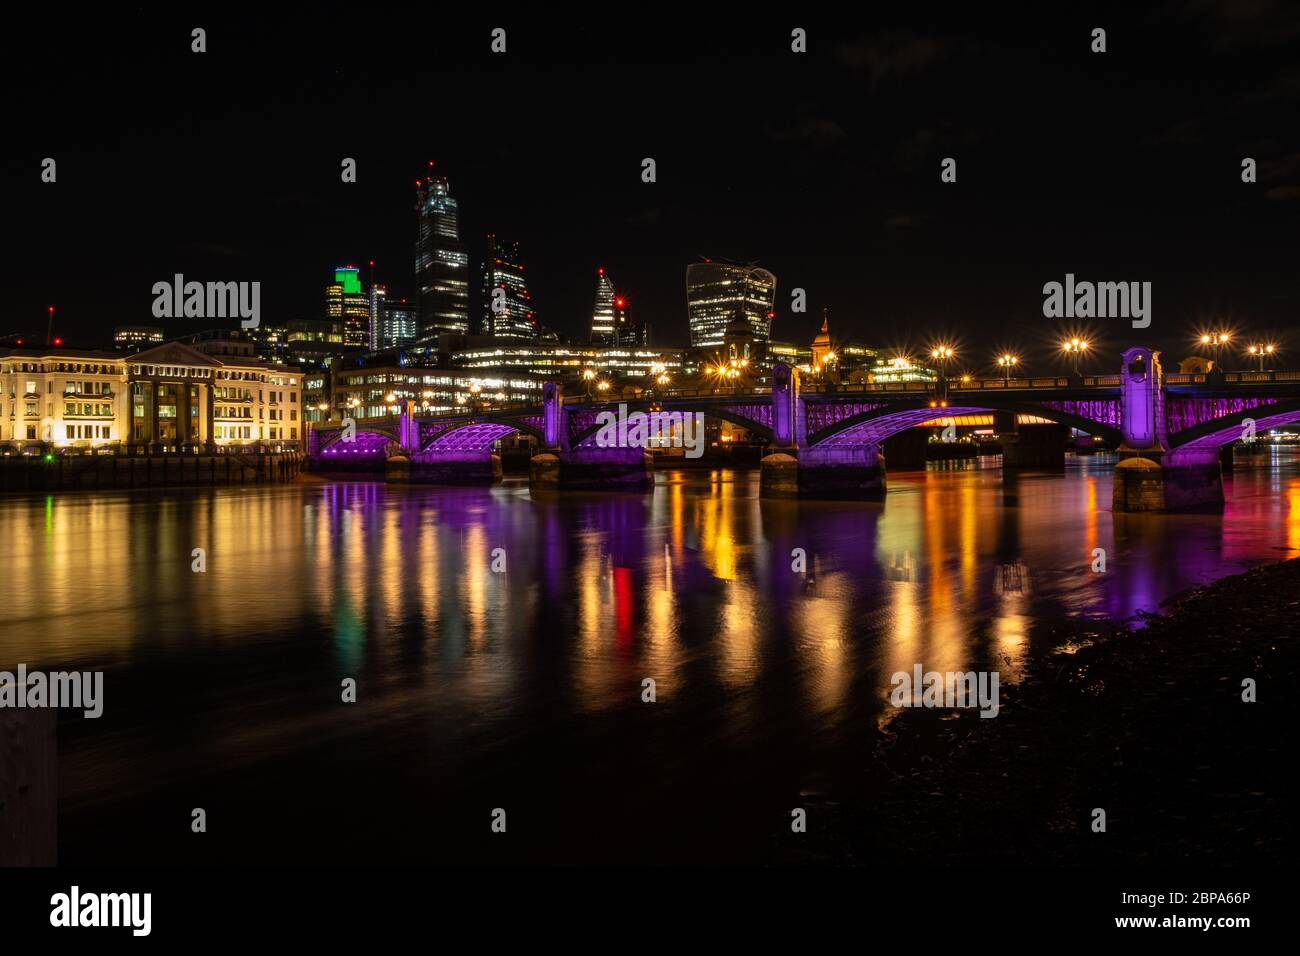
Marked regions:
[66,425,112,439]
[64,402,114,417]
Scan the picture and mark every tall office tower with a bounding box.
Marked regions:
[612,292,643,345]
[414,166,470,340]
[590,267,617,344]
[326,266,371,348]
[685,260,777,349]
[480,234,537,338]
[379,297,418,349]
[369,283,387,351]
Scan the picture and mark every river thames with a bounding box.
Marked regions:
[2,452,1297,864]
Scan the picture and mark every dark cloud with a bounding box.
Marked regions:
[834,31,959,88]
[1264,186,1300,201]
[1175,0,1300,50]
[763,113,847,149]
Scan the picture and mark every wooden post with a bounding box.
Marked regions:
[0,696,58,866]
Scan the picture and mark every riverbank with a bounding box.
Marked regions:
[802,556,1297,865]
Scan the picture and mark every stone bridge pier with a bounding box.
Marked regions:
[529,383,653,492]
[760,364,888,499]
[1112,347,1223,512]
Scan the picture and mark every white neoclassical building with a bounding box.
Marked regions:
[0,341,302,452]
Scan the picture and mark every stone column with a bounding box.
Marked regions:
[530,381,565,490]
[761,362,802,497]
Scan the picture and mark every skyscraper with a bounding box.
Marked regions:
[685,260,777,349]
[326,266,371,348]
[480,234,537,338]
[414,166,470,340]
[590,268,617,344]
[369,283,387,351]
[376,293,418,350]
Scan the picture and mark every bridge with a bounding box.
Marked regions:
[307,348,1300,512]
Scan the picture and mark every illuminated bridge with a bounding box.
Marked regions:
[307,348,1300,512]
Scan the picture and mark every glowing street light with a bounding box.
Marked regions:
[929,345,956,383]
[997,353,1019,382]
[597,380,611,394]
[1062,338,1089,375]
[1199,331,1231,372]
[1247,343,1277,372]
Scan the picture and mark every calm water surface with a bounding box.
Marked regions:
[2,453,1297,863]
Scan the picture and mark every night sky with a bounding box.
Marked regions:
[6,5,1298,374]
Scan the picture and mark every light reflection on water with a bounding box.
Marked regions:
[1,451,1297,862]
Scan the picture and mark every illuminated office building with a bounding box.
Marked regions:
[114,326,165,351]
[446,336,685,381]
[685,260,776,349]
[329,351,546,419]
[480,235,537,338]
[590,268,617,344]
[369,284,387,351]
[414,168,470,339]
[326,266,370,348]
[375,295,418,350]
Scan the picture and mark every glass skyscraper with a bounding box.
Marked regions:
[415,169,470,340]
[480,234,537,338]
[685,261,777,349]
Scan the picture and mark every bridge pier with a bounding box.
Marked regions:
[403,451,502,485]
[760,445,886,500]
[1110,347,1225,511]
[530,446,652,492]
[1112,452,1224,512]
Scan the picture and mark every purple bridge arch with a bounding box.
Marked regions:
[306,351,1300,510]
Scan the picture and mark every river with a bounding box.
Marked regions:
[2,451,1297,863]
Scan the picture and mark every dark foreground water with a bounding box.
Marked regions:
[2,451,1298,863]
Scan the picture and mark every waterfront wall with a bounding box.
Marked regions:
[0,451,306,493]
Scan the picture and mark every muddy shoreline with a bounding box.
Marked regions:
[797,557,1297,865]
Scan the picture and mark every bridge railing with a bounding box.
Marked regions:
[1165,370,1300,384]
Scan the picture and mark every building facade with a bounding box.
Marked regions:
[685,260,777,349]
[447,337,686,382]
[326,352,547,420]
[415,170,470,339]
[0,341,302,451]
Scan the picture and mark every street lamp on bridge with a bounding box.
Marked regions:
[1199,331,1231,371]
[929,345,955,376]
[996,353,1019,382]
[1062,338,1089,376]
[1247,343,1276,373]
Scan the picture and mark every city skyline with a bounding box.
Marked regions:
[9,11,1297,365]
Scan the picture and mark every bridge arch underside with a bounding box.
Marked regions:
[1167,400,1300,465]
[420,420,543,457]
[569,402,772,448]
[318,430,397,458]
[807,402,1122,448]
